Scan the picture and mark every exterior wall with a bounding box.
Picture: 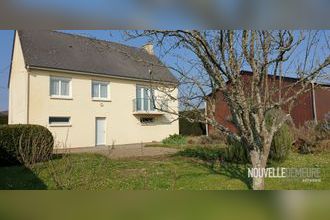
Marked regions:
[289,89,313,127]
[207,91,237,135]
[315,86,330,121]
[28,69,179,148]
[208,74,330,134]
[8,32,29,124]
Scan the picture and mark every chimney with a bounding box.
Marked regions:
[142,42,154,55]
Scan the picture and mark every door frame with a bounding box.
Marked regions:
[95,117,106,146]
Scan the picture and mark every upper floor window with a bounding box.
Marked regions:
[50,77,71,98]
[136,86,155,111]
[92,81,110,100]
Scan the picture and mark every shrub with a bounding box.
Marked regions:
[179,110,206,136]
[0,116,7,125]
[209,132,228,144]
[162,134,187,145]
[178,146,225,162]
[225,137,249,163]
[186,134,227,146]
[0,124,54,166]
[264,109,294,162]
[294,114,330,154]
[315,112,330,140]
[269,123,294,162]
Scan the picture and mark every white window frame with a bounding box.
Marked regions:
[48,116,71,127]
[136,85,155,112]
[92,80,110,101]
[50,76,72,99]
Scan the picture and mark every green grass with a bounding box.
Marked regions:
[0,152,329,190]
[145,143,226,149]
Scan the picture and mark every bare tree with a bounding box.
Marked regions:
[125,30,330,190]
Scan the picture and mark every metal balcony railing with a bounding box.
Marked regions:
[133,98,168,113]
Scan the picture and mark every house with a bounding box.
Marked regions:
[8,31,179,148]
[207,71,330,134]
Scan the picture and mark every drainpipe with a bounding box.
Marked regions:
[26,65,30,124]
[311,81,317,123]
[205,100,209,136]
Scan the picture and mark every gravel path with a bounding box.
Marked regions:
[54,143,178,159]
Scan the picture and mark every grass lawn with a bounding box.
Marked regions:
[0,152,329,190]
[145,143,226,149]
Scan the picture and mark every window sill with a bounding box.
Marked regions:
[140,123,156,126]
[50,96,73,100]
[92,98,111,102]
[49,124,72,127]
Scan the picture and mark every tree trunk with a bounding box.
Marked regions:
[250,150,266,190]
[252,175,265,190]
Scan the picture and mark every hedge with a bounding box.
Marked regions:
[0,124,54,166]
[0,116,7,125]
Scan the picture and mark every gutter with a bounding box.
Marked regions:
[27,66,178,86]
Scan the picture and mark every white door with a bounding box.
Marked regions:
[95,117,106,146]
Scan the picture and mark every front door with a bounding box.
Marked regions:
[95,117,106,146]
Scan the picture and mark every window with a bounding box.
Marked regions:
[140,117,154,125]
[50,77,71,98]
[49,117,71,126]
[92,81,110,100]
[136,86,155,111]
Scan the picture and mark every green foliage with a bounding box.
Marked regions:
[0,152,329,190]
[179,110,206,136]
[226,137,250,163]
[162,134,187,145]
[264,109,294,162]
[178,146,226,162]
[315,112,330,140]
[0,124,54,166]
[179,118,206,136]
[269,123,294,162]
[0,116,7,125]
[295,114,330,154]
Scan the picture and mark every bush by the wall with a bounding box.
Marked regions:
[0,124,54,166]
[315,112,330,140]
[269,123,294,162]
[162,134,187,146]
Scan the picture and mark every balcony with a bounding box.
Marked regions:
[133,98,168,115]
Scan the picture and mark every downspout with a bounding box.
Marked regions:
[26,65,30,124]
[311,81,317,123]
[205,100,209,136]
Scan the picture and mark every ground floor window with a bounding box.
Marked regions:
[49,116,71,126]
[140,117,154,125]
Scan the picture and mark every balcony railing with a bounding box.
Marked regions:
[133,98,168,114]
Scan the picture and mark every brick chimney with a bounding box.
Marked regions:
[142,42,154,55]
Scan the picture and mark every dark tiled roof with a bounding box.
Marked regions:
[18,31,178,83]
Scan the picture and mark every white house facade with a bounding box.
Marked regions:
[8,31,179,148]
